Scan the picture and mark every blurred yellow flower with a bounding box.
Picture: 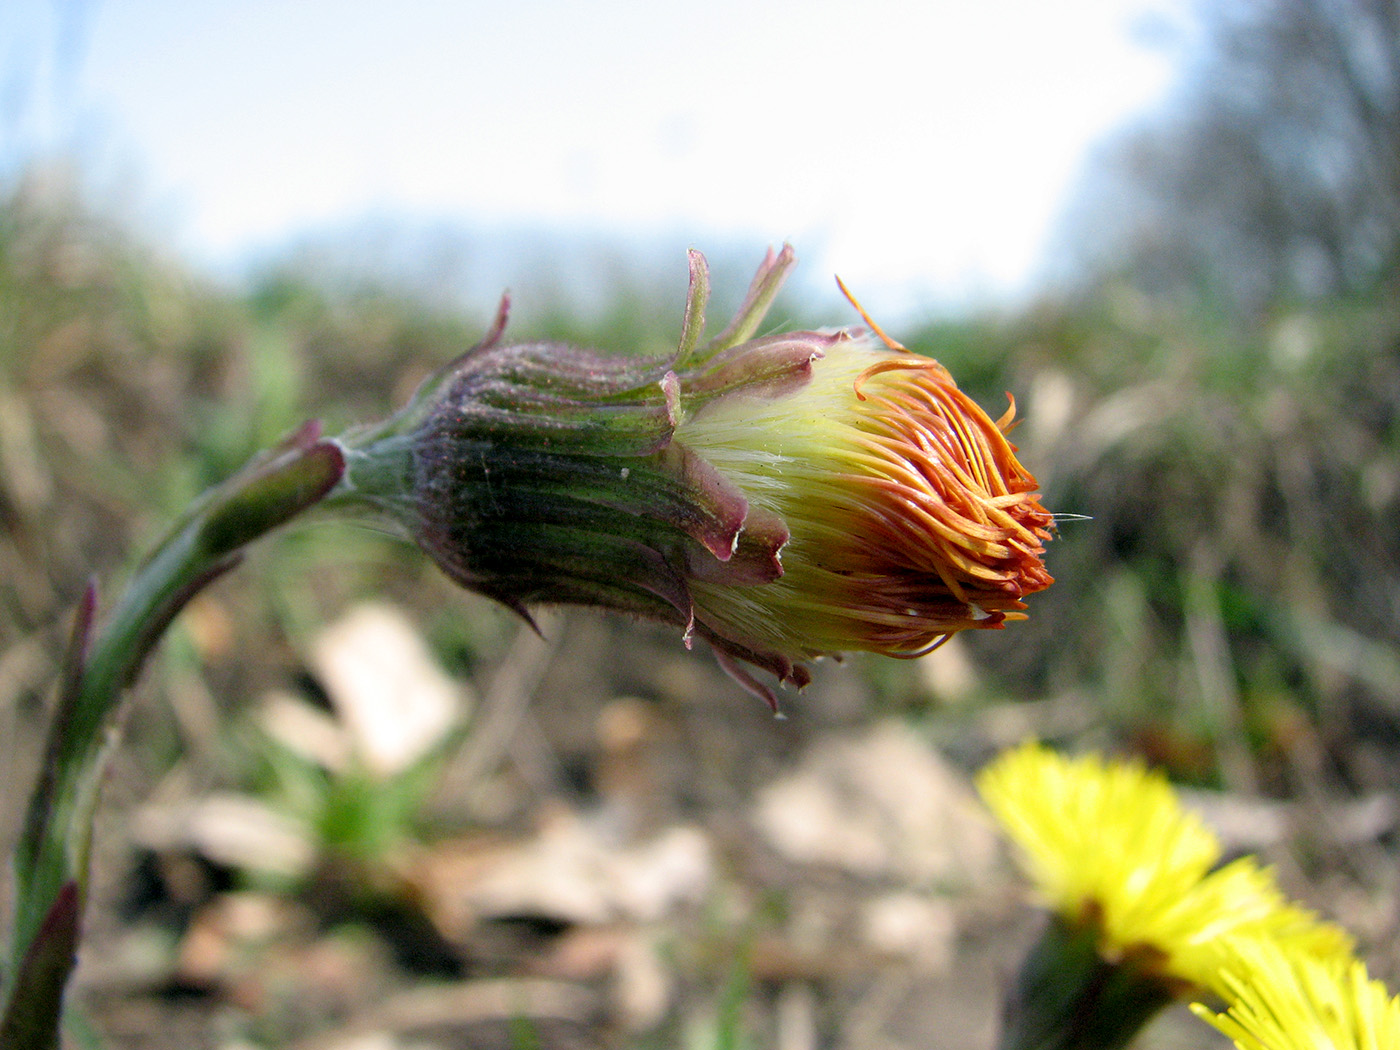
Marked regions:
[977,741,1351,996]
[1193,938,1400,1050]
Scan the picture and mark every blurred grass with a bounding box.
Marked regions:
[898,283,1400,793]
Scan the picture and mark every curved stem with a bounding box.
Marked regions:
[2,422,345,1050]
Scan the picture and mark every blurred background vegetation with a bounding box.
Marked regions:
[2,0,1400,1048]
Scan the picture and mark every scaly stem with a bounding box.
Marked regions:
[1,422,345,1050]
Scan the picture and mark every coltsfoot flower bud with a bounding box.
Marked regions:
[331,247,1054,706]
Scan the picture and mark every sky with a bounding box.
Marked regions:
[1,0,1187,318]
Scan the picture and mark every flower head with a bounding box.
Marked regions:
[332,247,1054,705]
[1192,939,1400,1050]
[678,312,1052,669]
[977,741,1351,996]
